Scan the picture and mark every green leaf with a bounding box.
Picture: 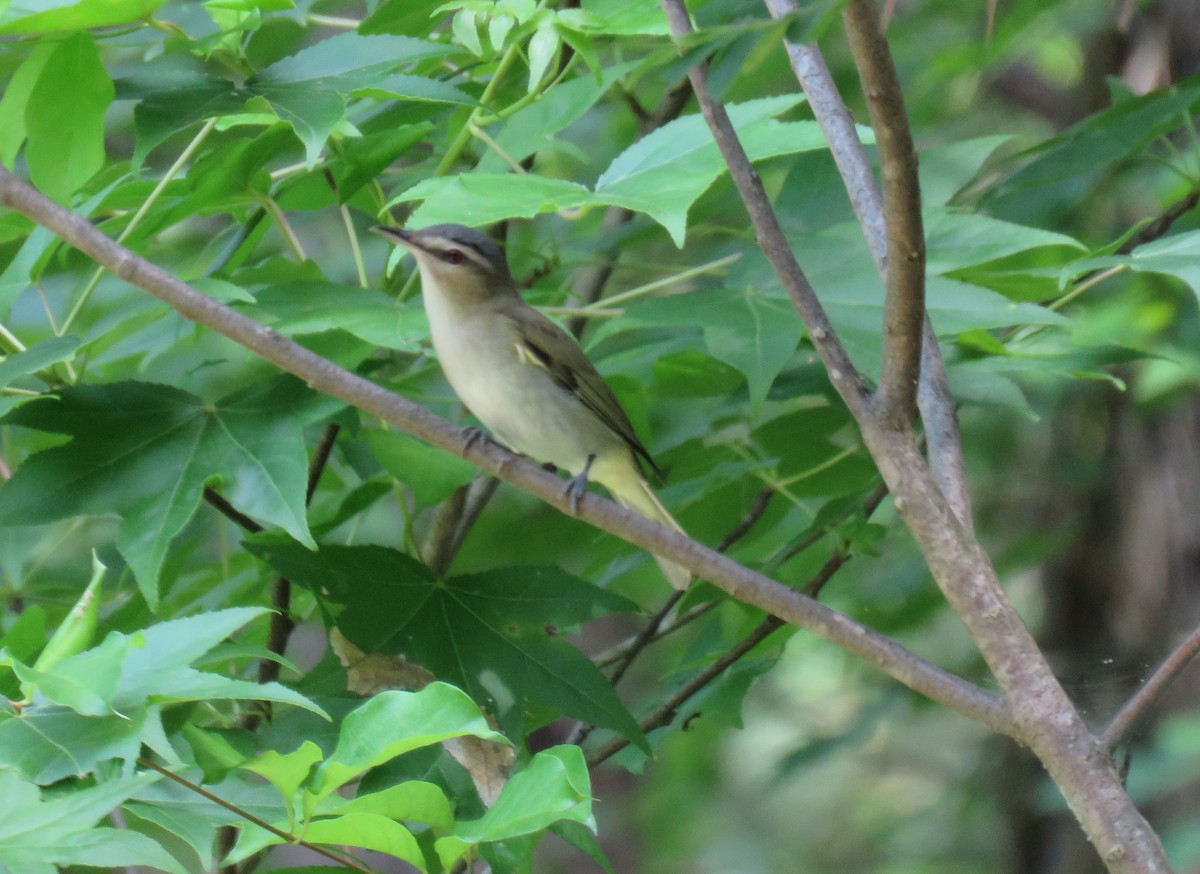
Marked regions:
[24,33,114,202]
[249,542,646,747]
[1064,230,1200,304]
[0,335,80,391]
[602,288,802,414]
[398,173,591,230]
[0,770,183,873]
[526,18,560,93]
[453,8,484,55]
[241,740,323,818]
[0,42,54,166]
[366,428,477,507]
[330,781,455,831]
[0,0,168,34]
[308,684,507,803]
[0,223,56,317]
[30,550,105,674]
[333,123,435,201]
[0,377,339,607]
[452,745,594,842]
[304,814,424,865]
[924,209,1084,274]
[246,281,429,351]
[0,704,147,783]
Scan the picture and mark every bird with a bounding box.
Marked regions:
[372,223,692,590]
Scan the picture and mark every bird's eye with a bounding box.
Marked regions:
[444,249,465,265]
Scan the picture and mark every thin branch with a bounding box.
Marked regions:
[1115,183,1200,255]
[204,487,263,533]
[1103,624,1200,751]
[763,0,971,526]
[842,0,925,427]
[139,758,379,873]
[0,165,1010,735]
[587,615,785,767]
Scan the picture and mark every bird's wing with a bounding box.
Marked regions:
[512,307,661,477]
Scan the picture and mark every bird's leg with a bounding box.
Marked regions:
[564,454,596,515]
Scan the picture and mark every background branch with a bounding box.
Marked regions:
[0,165,1010,736]
[1104,623,1200,751]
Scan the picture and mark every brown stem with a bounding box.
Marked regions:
[139,758,379,873]
[1103,624,1200,751]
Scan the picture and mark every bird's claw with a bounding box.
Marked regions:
[461,426,491,453]
[563,454,596,516]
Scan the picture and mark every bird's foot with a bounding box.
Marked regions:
[563,454,596,515]
[461,426,492,453]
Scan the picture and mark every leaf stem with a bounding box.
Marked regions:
[60,116,219,340]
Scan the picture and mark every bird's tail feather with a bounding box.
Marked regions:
[608,472,694,591]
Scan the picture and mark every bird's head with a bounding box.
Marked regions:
[372,223,514,301]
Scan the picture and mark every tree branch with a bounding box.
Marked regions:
[762,0,972,527]
[842,0,925,428]
[0,165,1010,736]
[657,5,1169,870]
[1103,623,1200,751]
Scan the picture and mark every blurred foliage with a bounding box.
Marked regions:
[0,0,1198,871]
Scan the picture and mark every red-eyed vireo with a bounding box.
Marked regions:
[372,223,692,590]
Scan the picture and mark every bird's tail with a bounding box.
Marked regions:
[604,467,693,591]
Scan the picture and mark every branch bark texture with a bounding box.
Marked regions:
[660,2,1169,870]
[0,165,1010,737]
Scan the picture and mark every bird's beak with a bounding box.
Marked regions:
[370,225,426,254]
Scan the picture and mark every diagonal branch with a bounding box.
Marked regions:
[1103,623,1200,751]
[0,165,1010,737]
[842,0,925,428]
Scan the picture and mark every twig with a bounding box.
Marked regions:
[0,165,1011,735]
[1115,183,1200,255]
[587,615,784,767]
[1103,624,1200,751]
[204,487,263,533]
[842,0,925,428]
[138,757,378,873]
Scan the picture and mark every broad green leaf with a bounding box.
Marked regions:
[246,281,429,351]
[0,336,79,391]
[303,814,424,865]
[333,123,435,202]
[572,0,669,35]
[0,42,54,166]
[0,770,182,873]
[475,61,637,173]
[0,703,147,783]
[1063,230,1200,305]
[307,684,506,804]
[0,0,167,34]
[366,429,477,508]
[330,781,454,831]
[241,740,323,819]
[452,8,483,55]
[14,630,126,715]
[252,31,454,165]
[24,33,113,202]
[0,223,56,317]
[987,77,1200,203]
[250,542,647,747]
[0,377,339,606]
[599,288,802,414]
[398,173,591,229]
[526,18,559,93]
[455,745,593,842]
[924,209,1084,274]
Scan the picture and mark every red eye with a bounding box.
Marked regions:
[444,249,465,265]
